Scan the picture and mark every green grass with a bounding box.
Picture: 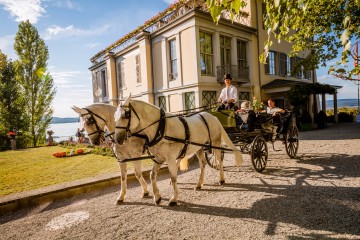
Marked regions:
[0,146,153,196]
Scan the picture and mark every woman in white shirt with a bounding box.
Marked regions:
[218,74,237,110]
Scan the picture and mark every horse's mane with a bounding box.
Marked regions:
[86,103,116,111]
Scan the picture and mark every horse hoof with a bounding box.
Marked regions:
[219,180,225,185]
[116,199,124,205]
[155,197,162,205]
[142,192,150,198]
[168,201,177,207]
[194,186,202,191]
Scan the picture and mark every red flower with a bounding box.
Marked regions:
[76,149,84,155]
[53,152,67,158]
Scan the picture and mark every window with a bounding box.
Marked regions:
[159,96,167,111]
[101,69,107,98]
[220,35,231,66]
[169,39,178,80]
[199,31,213,75]
[238,92,250,101]
[202,91,216,108]
[237,40,247,68]
[136,54,141,84]
[279,53,288,76]
[304,70,312,80]
[290,56,302,78]
[121,61,126,88]
[116,62,122,90]
[184,92,195,111]
[265,51,276,75]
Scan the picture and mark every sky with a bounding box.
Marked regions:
[0,0,358,118]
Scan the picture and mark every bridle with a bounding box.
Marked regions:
[115,103,165,146]
[80,108,109,143]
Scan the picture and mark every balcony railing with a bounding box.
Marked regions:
[216,65,250,85]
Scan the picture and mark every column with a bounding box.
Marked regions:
[334,93,338,124]
[322,93,326,111]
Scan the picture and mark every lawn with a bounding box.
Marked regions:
[0,146,152,196]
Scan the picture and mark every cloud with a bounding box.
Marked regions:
[0,0,45,24]
[50,70,83,86]
[85,43,100,49]
[0,34,17,59]
[44,24,110,40]
[52,0,81,11]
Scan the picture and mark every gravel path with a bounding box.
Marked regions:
[0,123,359,239]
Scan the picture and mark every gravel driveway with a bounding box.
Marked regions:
[0,123,359,239]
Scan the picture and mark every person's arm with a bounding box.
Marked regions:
[218,88,225,103]
[272,107,285,115]
[227,86,237,103]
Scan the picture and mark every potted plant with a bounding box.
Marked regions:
[47,130,54,146]
[7,132,17,150]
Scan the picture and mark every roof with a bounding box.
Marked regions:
[262,79,342,89]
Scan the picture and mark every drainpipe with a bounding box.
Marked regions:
[149,35,155,104]
[255,0,262,99]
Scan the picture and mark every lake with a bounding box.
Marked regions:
[323,98,359,109]
[49,122,83,138]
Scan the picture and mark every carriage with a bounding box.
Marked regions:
[74,98,299,206]
[205,106,299,173]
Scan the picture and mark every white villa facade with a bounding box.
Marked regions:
[89,0,320,117]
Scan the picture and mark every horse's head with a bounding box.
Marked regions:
[71,105,107,145]
[114,96,140,144]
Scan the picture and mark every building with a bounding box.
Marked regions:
[89,0,330,118]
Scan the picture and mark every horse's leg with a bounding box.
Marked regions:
[132,161,150,198]
[167,159,179,206]
[116,162,127,204]
[215,148,225,185]
[150,162,162,205]
[195,149,206,190]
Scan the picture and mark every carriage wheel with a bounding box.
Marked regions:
[205,150,224,170]
[250,136,268,173]
[285,123,299,158]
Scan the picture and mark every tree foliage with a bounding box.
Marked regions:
[0,51,27,149]
[206,0,360,76]
[14,20,56,147]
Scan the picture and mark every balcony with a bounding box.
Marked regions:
[216,65,250,85]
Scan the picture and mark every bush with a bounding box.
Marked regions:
[300,110,312,124]
[316,110,327,129]
[338,112,354,122]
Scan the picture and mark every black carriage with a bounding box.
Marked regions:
[206,108,299,173]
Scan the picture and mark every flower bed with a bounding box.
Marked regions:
[52,148,89,158]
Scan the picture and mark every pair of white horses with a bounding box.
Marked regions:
[72,96,243,206]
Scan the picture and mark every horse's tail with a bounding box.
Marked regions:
[178,157,189,171]
[220,126,243,166]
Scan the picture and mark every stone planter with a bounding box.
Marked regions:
[10,139,16,150]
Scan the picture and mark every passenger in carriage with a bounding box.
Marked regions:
[265,98,285,140]
[266,98,285,116]
[217,74,238,111]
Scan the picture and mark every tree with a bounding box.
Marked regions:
[206,0,360,74]
[14,20,56,147]
[0,51,27,149]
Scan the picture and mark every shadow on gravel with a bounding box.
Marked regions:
[299,122,360,140]
[169,153,360,238]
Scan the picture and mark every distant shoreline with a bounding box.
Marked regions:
[51,117,79,124]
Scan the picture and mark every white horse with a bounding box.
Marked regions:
[72,103,150,204]
[114,96,243,206]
